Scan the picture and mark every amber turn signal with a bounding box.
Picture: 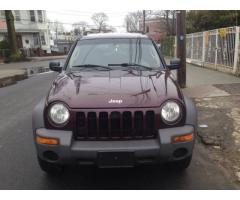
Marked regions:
[36,136,59,145]
[172,133,194,144]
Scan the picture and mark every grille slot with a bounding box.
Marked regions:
[99,112,108,137]
[110,112,121,137]
[122,111,132,137]
[145,111,155,137]
[87,112,97,137]
[75,110,156,140]
[134,111,144,137]
[76,112,87,138]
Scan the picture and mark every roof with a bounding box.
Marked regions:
[81,33,149,40]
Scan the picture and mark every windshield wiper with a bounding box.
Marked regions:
[108,63,153,71]
[71,64,112,71]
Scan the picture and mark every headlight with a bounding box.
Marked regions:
[161,101,181,124]
[49,103,70,125]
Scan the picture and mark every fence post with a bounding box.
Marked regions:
[174,36,177,57]
[233,26,239,75]
[214,30,218,70]
[191,34,194,59]
[202,32,206,67]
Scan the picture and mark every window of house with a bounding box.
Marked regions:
[37,10,43,23]
[14,10,21,21]
[40,33,46,45]
[146,26,150,33]
[33,33,39,46]
[29,10,35,22]
[0,11,5,18]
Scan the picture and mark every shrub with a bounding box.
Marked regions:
[0,40,10,49]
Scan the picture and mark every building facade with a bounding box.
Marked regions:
[0,10,51,55]
[139,18,170,42]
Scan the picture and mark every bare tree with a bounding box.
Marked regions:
[162,10,176,35]
[149,10,176,35]
[72,21,88,36]
[91,12,108,32]
[124,11,143,32]
[5,10,20,60]
[48,20,65,40]
[169,10,176,35]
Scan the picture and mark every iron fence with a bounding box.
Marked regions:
[162,26,240,76]
[0,49,11,59]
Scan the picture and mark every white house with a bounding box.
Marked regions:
[0,10,51,54]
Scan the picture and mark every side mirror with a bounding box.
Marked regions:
[167,58,180,70]
[49,62,62,72]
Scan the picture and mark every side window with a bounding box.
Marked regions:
[140,41,161,67]
[68,46,82,68]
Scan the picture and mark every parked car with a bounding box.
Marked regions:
[32,33,197,174]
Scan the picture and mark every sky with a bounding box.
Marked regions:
[46,10,131,32]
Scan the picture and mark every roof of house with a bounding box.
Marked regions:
[81,33,149,40]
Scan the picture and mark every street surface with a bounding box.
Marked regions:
[0,59,240,189]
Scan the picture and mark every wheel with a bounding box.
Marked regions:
[37,156,64,175]
[168,155,192,171]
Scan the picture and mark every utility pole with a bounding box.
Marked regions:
[143,10,146,33]
[176,10,186,88]
[55,23,58,44]
[235,10,238,26]
[5,10,19,59]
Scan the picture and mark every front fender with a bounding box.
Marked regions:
[32,97,46,131]
[184,95,198,133]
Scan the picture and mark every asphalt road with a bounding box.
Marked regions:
[0,70,238,189]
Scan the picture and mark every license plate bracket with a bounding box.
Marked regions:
[97,151,134,167]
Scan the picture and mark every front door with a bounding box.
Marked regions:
[16,35,23,48]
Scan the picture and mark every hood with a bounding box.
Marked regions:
[47,70,183,109]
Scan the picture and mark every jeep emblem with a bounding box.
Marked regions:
[108,99,123,104]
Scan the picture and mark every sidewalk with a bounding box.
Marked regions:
[0,55,65,88]
[28,55,67,62]
[165,57,240,87]
[0,69,27,87]
[0,55,66,70]
[182,79,240,183]
[164,57,240,183]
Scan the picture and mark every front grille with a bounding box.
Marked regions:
[75,110,157,140]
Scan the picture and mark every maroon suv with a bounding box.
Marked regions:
[32,33,197,174]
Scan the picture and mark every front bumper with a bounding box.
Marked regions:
[34,125,195,167]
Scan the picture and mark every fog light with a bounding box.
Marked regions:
[172,133,194,144]
[36,136,59,145]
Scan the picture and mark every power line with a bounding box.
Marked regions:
[46,10,129,18]
[47,10,130,17]
[0,17,126,28]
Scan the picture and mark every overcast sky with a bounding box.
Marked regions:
[46,10,131,32]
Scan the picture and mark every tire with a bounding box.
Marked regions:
[168,155,192,171]
[38,156,64,175]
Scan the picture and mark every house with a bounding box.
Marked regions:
[84,27,115,35]
[0,10,51,56]
[139,18,171,42]
[48,29,75,53]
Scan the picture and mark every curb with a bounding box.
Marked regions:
[0,70,28,88]
[28,56,67,62]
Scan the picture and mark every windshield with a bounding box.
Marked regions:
[66,38,164,71]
